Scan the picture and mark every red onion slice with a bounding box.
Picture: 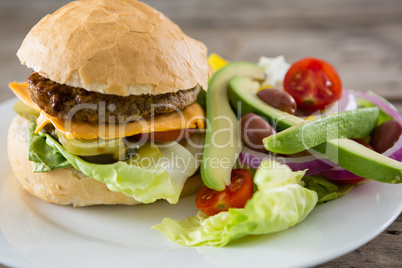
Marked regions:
[351,90,402,122]
[239,147,335,176]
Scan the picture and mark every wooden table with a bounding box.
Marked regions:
[0,0,401,267]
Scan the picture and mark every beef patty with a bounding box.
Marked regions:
[27,72,200,123]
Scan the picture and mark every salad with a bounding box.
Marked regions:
[153,55,402,246]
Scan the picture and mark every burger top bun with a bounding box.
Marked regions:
[8,115,203,206]
[17,0,209,96]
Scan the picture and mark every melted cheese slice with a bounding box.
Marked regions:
[9,82,205,140]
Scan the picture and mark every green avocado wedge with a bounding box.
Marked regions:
[314,139,402,184]
[228,75,301,131]
[264,107,380,154]
[228,74,402,184]
[201,62,265,191]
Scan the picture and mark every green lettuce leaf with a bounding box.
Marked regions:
[28,125,200,204]
[302,176,354,203]
[153,159,318,246]
[28,124,72,172]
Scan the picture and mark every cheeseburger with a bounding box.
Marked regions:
[8,0,209,206]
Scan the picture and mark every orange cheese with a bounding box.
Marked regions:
[9,82,205,140]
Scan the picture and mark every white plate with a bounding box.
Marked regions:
[0,98,401,268]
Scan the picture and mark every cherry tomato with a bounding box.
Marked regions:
[195,169,254,216]
[131,129,195,143]
[284,58,342,112]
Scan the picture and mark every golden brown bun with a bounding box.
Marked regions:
[8,115,202,207]
[17,0,208,96]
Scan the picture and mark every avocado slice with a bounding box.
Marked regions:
[228,75,301,131]
[229,74,402,184]
[314,139,401,184]
[201,62,265,190]
[264,107,380,154]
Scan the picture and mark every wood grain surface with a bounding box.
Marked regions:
[0,0,401,267]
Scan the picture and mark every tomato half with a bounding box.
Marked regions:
[195,169,254,216]
[131,129,195,143]
[284,58,342,112]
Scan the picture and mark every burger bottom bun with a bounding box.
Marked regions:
[8,115,202,207]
